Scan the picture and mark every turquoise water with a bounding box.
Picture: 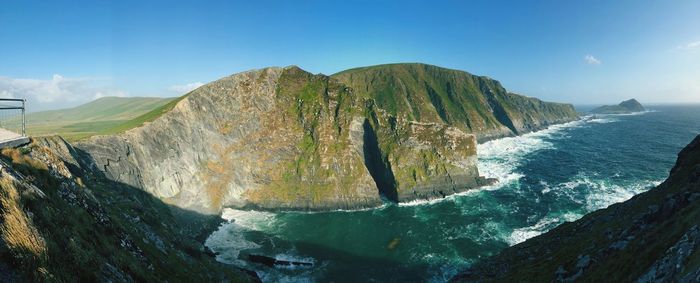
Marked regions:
[206,105,700,282]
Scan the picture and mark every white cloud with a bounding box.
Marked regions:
[0,74,128,112]
[584,55,601,65]
[169,82,204,94]
[676,40,700,50]
[93,90,127,100]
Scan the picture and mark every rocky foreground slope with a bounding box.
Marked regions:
[0,137,258,282]
[73,64,577,213]
[452,135,700,282]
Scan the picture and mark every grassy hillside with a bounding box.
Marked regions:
[332,63,578,140]
[26,97,176,141]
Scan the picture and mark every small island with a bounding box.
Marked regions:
[591,98,645,114]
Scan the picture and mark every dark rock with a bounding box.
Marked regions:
[246,254,314,268]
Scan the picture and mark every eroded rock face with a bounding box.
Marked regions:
[77,66,488,213]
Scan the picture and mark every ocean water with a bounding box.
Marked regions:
[206,105,700,282]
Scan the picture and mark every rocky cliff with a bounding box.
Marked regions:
[332,63,579,142]
[451,135,700,282]
[0,137,258,282]
[76,66,493,213]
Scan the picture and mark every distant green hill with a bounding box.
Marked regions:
[27,96,176,140]
[591,98,645,114]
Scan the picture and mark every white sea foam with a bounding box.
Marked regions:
[205,209,278,265]
[507,212,582,245]
[477,119,587,187]
[400,119,591,208]
[507,173,663,246]
[220,208,277,231]
[205,222,262,265]
[578,177,662,211]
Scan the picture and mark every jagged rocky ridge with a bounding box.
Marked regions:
[451,135,700,282]
[75,64,578,213]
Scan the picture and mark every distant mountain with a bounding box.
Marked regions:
[332,63,579,142]
[26,97,175,140]
[591,98,645,114]
[452,135,700,282]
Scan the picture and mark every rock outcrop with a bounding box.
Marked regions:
[74,64,577,214]
[76,66,493,213]
[0,137,258,282]
[332,63,579,142]
[591,98,646,114]
[451,135,700,282]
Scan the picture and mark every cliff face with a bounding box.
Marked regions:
[76,66,488,213]
[0,137,258,282]
[452,135,700,282]
[332,63,579,142]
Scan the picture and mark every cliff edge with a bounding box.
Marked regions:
[73,64,577,214]
[451,135,700,282]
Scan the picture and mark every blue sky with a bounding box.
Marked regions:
[1,0,699,111]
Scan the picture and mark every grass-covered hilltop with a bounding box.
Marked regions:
[451,135,700,282]
[333,63,579,142]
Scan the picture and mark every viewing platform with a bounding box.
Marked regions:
[0,128,29,149]
[0,98,29,149]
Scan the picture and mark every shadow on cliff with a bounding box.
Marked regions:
[362,120,399,203]
[0,138,260,282]
[66,143,421,282]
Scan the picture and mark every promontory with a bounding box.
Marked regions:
[72,63,579,213]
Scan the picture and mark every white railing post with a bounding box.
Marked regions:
[22,99,26,136]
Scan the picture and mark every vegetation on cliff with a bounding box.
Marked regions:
[591,98,645,114]
[452,135,700,282]
[0,137,257,282]
[41,64,579,213]
[333,63,579,141]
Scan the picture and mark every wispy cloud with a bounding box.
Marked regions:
[676,40,700,50]
[0,74,127,111]
[169,82,204,94]
[584,55,601,65]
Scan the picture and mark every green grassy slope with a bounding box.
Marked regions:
[333,63,503,129]
[26,97,176,141]
[332,63,578,139]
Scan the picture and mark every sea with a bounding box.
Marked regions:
[205,105,700,282]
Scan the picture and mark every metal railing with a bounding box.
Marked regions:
[0,98,26,136]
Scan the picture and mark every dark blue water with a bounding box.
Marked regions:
[206,105,700,282]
